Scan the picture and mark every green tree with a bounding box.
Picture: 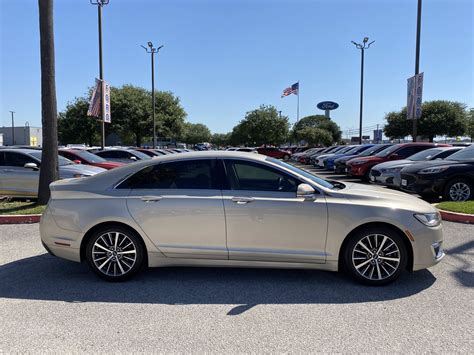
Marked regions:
[231,105,289,146]
[37,0,59,204]
[181,122,211,145]
[296,127,333,146]
[58,85,187,147]
[292,115,341,143]
[383,108,410,139]
[58,97,100,146]
[467,108,474,141]
[384,100,467,142]
[210,133,231,147]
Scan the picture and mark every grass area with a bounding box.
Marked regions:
[437,201,474,215]
[0,201,46,215]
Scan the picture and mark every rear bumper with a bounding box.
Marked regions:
[39,206,83,263]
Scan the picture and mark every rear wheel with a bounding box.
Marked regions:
[86,225,145,281]
[343,226,407,286]
[443,178,473,201]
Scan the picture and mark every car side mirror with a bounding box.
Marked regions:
[73,160,82,164]
[297,183,316,200]
[130,156,138,161]
[24,162,38,170]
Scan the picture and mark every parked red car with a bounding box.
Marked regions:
[58,149,125,170]
[346,143,450,181]
[256,147,291,160]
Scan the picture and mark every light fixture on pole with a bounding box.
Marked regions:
[351,37,375,144]
[141,42,163,149]
[90,0,109,149]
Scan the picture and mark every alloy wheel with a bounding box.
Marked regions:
[352,234,401,281]
[448,182,471,201]
[92,231,137,277]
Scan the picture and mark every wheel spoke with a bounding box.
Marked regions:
[94,243,110,253]
[379,256,400,262]
[376,263,382,280]
[357,241,372,254]
[98,256,113,270]
[118,250,136,255]
[377,236,388,254]
[355,259,372,269]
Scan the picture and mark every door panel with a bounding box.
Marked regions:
[127,189,227,259]
[222,190,328,262]
[222,159,328,263]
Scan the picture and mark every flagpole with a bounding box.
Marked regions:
[296,80,300,123]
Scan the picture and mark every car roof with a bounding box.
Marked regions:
[0,148,41,154]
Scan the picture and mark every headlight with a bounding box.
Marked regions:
[73,173,88,178]
[418,166,449,174]
[414,213,441,227]
[351,160,365,166]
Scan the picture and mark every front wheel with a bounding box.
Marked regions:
[443,178,473,201]
[343,226,407,286]
[86,225,145,281]
[283,154,290,161]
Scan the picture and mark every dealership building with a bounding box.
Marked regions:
[0,126,42,146]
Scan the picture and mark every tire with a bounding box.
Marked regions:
[343,226,407,286]
[283,154,290,161]
[362,169,371,182]
[86,225,146,282]
[443,178,473,202]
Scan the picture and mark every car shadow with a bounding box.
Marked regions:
[0,254,436,315]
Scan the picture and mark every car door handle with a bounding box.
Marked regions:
[231,196,255,204]
[140,195,163,203]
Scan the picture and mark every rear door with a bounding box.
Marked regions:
[124,159,228,259]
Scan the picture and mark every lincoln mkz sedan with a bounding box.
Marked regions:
[40,152,444,285]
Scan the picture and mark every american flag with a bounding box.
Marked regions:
[87,79,102,117]
[281,82,299,98]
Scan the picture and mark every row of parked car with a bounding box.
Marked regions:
[0,146,195,198]
[291,143,474,202]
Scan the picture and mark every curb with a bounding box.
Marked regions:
[437,209,474,225]
[0,214,42,224]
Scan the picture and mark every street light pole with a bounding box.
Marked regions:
[141,42,163,149]
[9,111,15,145]
[412,0,422,142]
[90,0,109,149]
[351,37,375,144]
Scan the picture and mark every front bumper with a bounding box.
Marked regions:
[400,173,445,196]
[370,170,401,187]
[411,223,445,271]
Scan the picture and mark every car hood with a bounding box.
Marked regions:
[59,164,107,176]
[334,154,357,163]
[334,182,435,212]
[400,159,467,174]
[348,156,386,165]
[372,159,413,170]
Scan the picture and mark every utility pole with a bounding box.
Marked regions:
[351,37,375,145]
[141,42,163,148]
[412,0,422,142]
[9,111,15,145]
[278,110,282,119]
[90,0,109,149]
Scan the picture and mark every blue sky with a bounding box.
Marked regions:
[1,0,473,136]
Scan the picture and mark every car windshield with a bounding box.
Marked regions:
[69,150,107,163]
[359,144,391,157]
[408,148,443,161]
[445,146,474,162]
[337,146,355,154]
[29,151,74,166]
[375,144,401,157]
[268,158,338,189]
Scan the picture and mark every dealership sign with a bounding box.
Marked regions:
[407,72,423,120]
[317,101,339,110]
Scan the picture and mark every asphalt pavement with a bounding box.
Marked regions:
[0,220,473,353]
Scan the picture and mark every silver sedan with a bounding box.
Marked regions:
[40,151,444,285]
[0,149,106,198]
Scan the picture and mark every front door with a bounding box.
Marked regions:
[222,159,328,263]
[123,159,228,259]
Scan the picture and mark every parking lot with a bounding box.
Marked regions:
[1,219,472,352]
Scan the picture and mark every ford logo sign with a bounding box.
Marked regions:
[317,101,339,110]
